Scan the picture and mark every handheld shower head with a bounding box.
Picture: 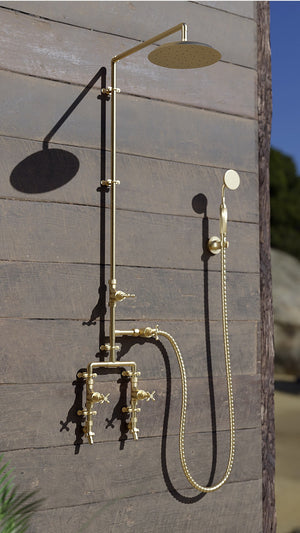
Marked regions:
[148,41,221,69]
[223,169,240,191]
[218,170,240,236]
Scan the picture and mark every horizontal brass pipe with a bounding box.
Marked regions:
[115,327,158,338]
[87,361,136,373]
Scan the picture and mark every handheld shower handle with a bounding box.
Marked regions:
[220,203,228,236]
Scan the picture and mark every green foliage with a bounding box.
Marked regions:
[270,147,300,260]
[0,455,43,532]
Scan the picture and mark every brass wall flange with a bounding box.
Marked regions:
[207,235,229,255]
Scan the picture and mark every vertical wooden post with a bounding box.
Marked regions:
[257,2,276,531]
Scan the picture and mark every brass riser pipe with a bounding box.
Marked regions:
[109,59,117,362]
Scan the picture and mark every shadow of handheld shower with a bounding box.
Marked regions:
[10,67,107,194]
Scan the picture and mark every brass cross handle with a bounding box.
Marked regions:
[90,392,110,404]
[135,390,156,402]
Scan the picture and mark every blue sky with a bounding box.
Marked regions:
[270,1,300,172]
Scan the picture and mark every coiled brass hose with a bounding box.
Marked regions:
[158,235,235,492]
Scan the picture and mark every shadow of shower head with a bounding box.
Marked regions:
[148,41,221,69]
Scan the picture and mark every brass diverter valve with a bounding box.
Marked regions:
[109,284,135,305]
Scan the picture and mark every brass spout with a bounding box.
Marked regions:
[132,428,139,441]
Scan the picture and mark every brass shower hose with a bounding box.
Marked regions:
[157,235,235,492]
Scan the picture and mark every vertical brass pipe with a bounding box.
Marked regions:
[109,59,117,362]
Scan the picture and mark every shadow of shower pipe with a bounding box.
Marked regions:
[9,66,110,454]
[82,67,108,349]
[10,66,107,194]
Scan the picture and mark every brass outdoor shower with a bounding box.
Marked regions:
[78,23,240,493]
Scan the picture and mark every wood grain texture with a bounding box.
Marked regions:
[257,2,276,531]
[0,199,259,272]
[0,8,256,116]
[0,262,260,321]
[0,2,257,67]
[0,136,259,224]
[28,479,262,533]
[0,318,258,383]
[0,375,260,450]
[0,71,258,172]
[200,1,256,18]
[2,428,261,510]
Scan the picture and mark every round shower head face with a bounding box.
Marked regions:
[223,169,240,191]
[148,41,221,69]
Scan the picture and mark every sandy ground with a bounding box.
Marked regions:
[275,375,300,533]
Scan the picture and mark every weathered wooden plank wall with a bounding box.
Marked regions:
[0,2,262,532]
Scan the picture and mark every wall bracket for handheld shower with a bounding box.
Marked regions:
[208,235,229,255]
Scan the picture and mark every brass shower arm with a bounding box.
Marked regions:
[111,23,187,64]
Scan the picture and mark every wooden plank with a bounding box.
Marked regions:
[0,2,257,68]
[0,263,260,320]
[0,9,256,117]
[0,318,258,383]
[0,71,258,172]
[28,479,262,533]
[0,375,260,450]
[2,428,262,510]
[0,137,259,224]
[200,2,256,19]
[0,199,259,272]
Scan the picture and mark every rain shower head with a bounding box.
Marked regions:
[148,41,221,69]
